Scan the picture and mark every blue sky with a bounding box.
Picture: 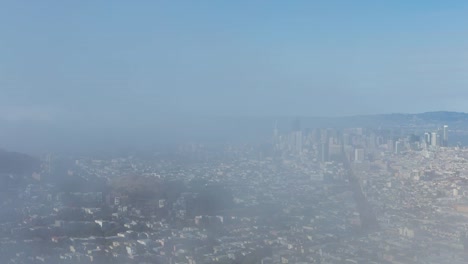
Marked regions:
[1,1,468,124]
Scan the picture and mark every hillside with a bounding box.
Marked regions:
[0,149,40,175]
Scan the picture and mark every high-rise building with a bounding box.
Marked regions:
[431,132,438,147]
[443,125,448,147]
[367,134,376,149]
[313,128,321,143]
[329,144,342,158]
[354,148,365,162]
[273,121,279,139]
[273,121,279,150]
[342,133,350,146]
[289,118,303,154]
[320,128,328,143]
[288,133,295,152]
[319,142,329,162]
[424,132,431,145]
[395,141,400,154]
[292,118,301,132]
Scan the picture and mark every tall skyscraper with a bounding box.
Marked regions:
[395,141,400,154]
[320,128,328,143]
[424,132,431,145]
[443,125,448,147]
[290,118,302,154]
[431,132,438,147]
[273,121,279,152]
[319,142,329,162]
[292,118,301,132]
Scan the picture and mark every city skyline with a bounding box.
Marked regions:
[3,2,468,263]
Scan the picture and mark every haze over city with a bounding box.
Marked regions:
[2,1,468,264]
[2,1,468,152]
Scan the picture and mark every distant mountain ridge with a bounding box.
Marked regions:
[370,111,468,121]
[312,111,468,128]
[0,149,40,175]
[410,111,468,122]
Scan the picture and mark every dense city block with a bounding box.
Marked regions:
[1,121,467,263]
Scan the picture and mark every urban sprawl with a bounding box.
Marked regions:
[1,122,468,264]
